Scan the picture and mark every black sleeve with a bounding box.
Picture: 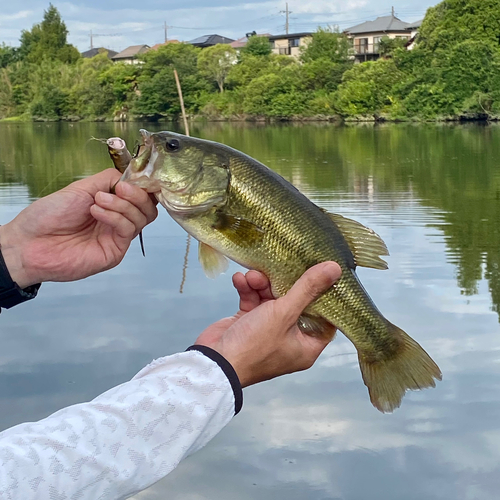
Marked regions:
[186,345,243,415]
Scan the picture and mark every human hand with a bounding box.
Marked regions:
[0,169,157,288]
[195,262,342,387]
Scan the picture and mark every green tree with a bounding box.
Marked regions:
[378,36,408,57]
[418,0,500,52]
[198,44,237,93]
[0,44,19,69]
[335,59,404,116]
[134,43,207,117]
[241,35,272,57]
[300,26,352,64]
[19,4,80,64]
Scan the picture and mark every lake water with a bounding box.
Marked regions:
[1,122,500,499]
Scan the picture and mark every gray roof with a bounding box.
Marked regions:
[345,15,410,34]
[188,34,234,47]
[111,45,150,60]
[81,47,118,59]
[406,19,423,30]
[269,32,312,41]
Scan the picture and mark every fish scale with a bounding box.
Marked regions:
[121,130,442,413]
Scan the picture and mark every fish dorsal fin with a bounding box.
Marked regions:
[213,213,265,246]
[198,242,229,279]
[323,211,389,270]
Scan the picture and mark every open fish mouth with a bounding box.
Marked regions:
[120,130,162,193]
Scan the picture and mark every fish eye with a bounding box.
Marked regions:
[166,139,181,152]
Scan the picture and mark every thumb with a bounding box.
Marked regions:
[281,262,342,323]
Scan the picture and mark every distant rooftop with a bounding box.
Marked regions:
[268,32,312,41]
[406,19,423,30]
[150,40,180,51]
[189,34,234,48]
[112,45,150,60]
[230,33,271,49]
[81,47,117,59]
[345,15,410,34]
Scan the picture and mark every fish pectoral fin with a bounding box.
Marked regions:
[213,212,265,246]
[198,242,229,279]
[298,314,337,341]
[323,211,389,270]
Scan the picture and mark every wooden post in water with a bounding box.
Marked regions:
[174,68,190,137]
[174,68,192,293]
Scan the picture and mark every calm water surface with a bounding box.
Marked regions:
[1,122,500,499]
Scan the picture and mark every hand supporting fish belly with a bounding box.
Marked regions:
[119,129,442,413]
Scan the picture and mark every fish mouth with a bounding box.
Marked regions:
[120,130,160,192]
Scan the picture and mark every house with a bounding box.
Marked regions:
[81,47,118,59]
[345,14,415,62]
[268,32,312,58]
[405,20,423,50]
[230,32,272,52]
[111,45,150,64]
[188,34,234,48]
[149,40,180,51]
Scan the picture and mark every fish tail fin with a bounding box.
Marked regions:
[358,323,442,413]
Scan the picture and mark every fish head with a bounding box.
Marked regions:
[123,130,231,215]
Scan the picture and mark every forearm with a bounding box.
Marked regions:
[0,349,241,500]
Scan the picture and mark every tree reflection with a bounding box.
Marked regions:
[2,121,500,318]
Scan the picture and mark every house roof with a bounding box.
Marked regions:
[111,45,150,60]
[406,19,423,30]
[188,34,234,47]
[230,33,271,49]
[150,40,180,50]
[268,32,312,41]
[345,15,410,34]
[81,47,118,59]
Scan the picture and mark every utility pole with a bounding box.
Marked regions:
[392,6,395,17]
[164,21,168,43]
[280,3,292,35]
[90,30,93,49]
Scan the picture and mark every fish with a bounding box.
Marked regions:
[121,129,442,413]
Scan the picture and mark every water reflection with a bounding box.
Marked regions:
[1,122,500,499]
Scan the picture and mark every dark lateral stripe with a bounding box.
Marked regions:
[186,345,243,416]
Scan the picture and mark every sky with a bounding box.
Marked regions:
[0,0,438,53]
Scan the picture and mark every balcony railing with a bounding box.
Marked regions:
[353,43,380,55]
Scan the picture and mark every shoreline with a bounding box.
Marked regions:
[1,113,497,124]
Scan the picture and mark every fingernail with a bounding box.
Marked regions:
[99,192,113,203]
[92,204,105,213]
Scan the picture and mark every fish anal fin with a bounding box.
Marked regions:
[213,212,265,246]
[298,314,337,341]
[358,323,442,413]
[323,211,389,270]
[198,242,229,279]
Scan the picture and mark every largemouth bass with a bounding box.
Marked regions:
[121,129,442,412]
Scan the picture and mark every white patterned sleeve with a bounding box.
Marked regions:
[0,347,242,500]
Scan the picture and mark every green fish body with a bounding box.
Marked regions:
[122,130,442,412]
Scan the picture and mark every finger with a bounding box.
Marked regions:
[95,191,147,235]
[115,181,158,224]
[280,262,342,324]
[69,169,121,197]
[245,271,275,301]
[232,272,262,312]
[90,205,136,243]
